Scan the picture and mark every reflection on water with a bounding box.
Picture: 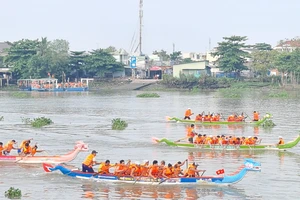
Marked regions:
[80,182,248,199]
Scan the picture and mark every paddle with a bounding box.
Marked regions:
[158,177,169,184]
[199,170,206,177]
[175,137,187,143]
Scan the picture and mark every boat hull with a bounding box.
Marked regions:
[167,115,270,126]
[43,159,261,186]
[153,135,300,151]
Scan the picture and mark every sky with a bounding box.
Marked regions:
[1,0,300,54]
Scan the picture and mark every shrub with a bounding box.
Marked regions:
[136,93,160,98]
[5,187,22,199]
[112,118,128,130]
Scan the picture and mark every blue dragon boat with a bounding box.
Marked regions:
[43,159,261,186]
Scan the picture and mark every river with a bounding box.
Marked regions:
[0,90,299,200]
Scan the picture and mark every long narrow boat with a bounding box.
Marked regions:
[152,135,300,151]
[166,113,271,126]
[43,159,261,186]
[0,141,88,164]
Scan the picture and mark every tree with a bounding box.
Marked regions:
[85,49,124,78]
[153,49,170,61]
[69,51,86,80]
[4,39,39,79]
[251,50,277,77]
[211,36,250,74]
[104,46,117,53]
[170,51,182,64]
[181,58,194,64]
[253,43,272,51]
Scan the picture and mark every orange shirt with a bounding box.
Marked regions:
[82,154,95,167]
[0,146,3,156]
[150,165,159,176]
[187,127,195,138]
[253,113,259,121]
[195,115,202,121]
[185,110,192,117]
[164,167,174,177]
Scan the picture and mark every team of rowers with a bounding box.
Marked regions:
[82,151,206,179]
[185,124,285,145]
[185,124,261,145]
[0,139,39,156]
[184,109,260,122]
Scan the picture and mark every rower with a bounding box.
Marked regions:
[3,140,17,156]
[22,142,32,155]
[187,124,197,143]
[148,160,159,179]
[162,163,174,178]
[140,160,150,176]
[195,114,202,121]
[130,161,142,177]
[184,108,193,120]
[0,142,3,156]
[82,150,98,173]
[184,162,205,177]
[253,111,259,121]
[98,160,115,175]
[173,159,188,176]
[18,138,33,155]
[278,136,285,145]
[114,160,130,176]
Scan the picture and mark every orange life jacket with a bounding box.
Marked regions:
[187,127,195,138]
[140,164,149,176]
[187,166,196,177]
[98,163,111,174]
[5,141,14,152]
[0,146,3,156]
[227,115,235,122]
[195,115,202,121]
[82,154,95,167]
[23,146,32,154]
[278,139,285,145]
[31,148,37,156]
[164,167,174,177]
[253,113,259,121]
[194,136,202,144]
[150,165,159,176]
[185,110,192,117]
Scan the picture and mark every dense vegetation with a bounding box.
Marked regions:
[5,187,22,199]
[112,118,128,130]
[2,38,123,81]
[21,117,53,128]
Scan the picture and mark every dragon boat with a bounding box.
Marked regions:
[43,159,261,186]
[0,141,88,164]
[166,113,272,126]
[152,135,300,151]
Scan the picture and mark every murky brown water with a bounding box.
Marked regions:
[0,90,299,199]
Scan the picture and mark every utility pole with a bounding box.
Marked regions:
[209,38,211,51]
[173,43,175,53]
[139,0,143,56]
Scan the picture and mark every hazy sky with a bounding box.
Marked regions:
[1,0,300,54]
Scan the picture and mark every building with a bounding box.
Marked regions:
[274,39,300,52]
[0,42,12,87]
[112,48,129,65]
[181,52,206,62]
[173,61,210,78]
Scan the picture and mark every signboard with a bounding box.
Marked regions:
[130,56,137,68]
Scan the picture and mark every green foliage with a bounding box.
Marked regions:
[21,117,53,127]
[136,93,160,98]
[181,58,194,64]
[0,116,4,121]
[212,36,250,74]
[152,50,170,61]
[5,187,22,199]
[112,118,128,130]
[251,50,278,77]
[253,43,272,51]
[84,49,124,78]
[170,51,182,64]
[268,91,289,98]
[262,119,276,127]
